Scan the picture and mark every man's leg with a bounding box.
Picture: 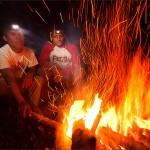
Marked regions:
[38,67,55,102]
[0,78,11,96]
[28,76,44,106]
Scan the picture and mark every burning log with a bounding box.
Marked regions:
[97,126,150,150]
[31,112,62,129]
[71,119,97,150]
[139,135,150,149]
[97,129,121,150]
[139,128,150,140]
[127,127,150,148]
[91,113,101,133]
[72,128,96,150]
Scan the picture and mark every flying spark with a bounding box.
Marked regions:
[43,0,50,13]
[60,13,63,23]
[35,10,45,22]
[25,1,33,12]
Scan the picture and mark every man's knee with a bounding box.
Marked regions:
[34,76,44,87]
[0,84,11,96]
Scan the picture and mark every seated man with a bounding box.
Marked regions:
[0,23,44,118]
[38,28,82,106]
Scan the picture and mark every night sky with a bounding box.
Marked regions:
[0,0,82,56]
[0,1,148,57]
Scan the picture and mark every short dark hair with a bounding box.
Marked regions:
[3,23,20,35]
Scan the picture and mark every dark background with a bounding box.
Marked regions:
[0,1,148,57]
[0,0,82,56]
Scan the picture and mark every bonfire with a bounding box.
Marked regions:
[52,0,149,149]
[0,0,149,149]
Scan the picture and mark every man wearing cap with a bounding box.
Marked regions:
[0,24,44,118]
[38,29,82,104]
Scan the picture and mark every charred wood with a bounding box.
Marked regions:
[72,128,96,150]
[97,126,150,150]
[97,129,121,150]
[127,127,150,148]
[91,113,101,133]
[71,119,96,150]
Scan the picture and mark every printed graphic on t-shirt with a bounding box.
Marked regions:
[11,55,27,77]
[52,56,70,63]
[0,44,38,78]
[50,46,72,69]
[13,61,25,70]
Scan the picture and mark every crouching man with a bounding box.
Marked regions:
[0,23,43,118]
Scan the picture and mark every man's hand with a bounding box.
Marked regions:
[22,73,34,89]
[18,100,32,118]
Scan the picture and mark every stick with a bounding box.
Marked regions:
[91,113,101,133]
[31,111,62,129]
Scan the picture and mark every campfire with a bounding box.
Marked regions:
[51,0,149,149]
[56,65,150,149]
[22,0,148,149]
[61,65,150,149]
[0,0,148,149]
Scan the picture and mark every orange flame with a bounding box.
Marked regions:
[66,94,102,138]
[65,49,150,139]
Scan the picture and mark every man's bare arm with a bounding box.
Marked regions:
[22,66,37,89]
[0,68,31,118]
[0,68,26,103]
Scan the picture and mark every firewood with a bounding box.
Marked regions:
[138,135,150,148]
[31,112,62,129]
[71,119,97,150]
[96,139,107,150]
[127,127,137,139]
[97,128,121,150]
[97,126,150,150]
[132,122,150,140]
[108,138,122,150]
[127,127,150,148]
[91,113,101,133]
[71,128,96,150]
[139,128,150,140]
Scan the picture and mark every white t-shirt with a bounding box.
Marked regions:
[0,44,38,78]
[50,45,72,69]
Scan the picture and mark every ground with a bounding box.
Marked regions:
[0,95,57,149]
[0,79,87,149]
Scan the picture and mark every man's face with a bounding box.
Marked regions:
[51,33,64,46]
[3,29,25,53]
